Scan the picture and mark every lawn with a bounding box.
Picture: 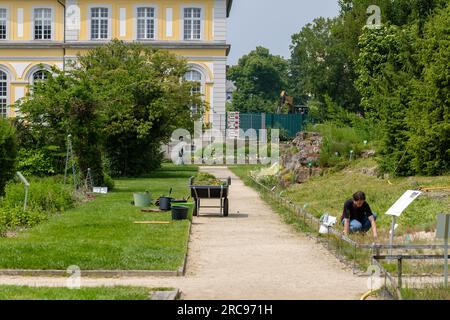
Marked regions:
[0,285,161,300]
[0,164,198,271]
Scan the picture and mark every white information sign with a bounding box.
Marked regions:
[93,187,108,194]
[385,190,422,217]
[227,112,240,138]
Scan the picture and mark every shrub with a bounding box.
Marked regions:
[0,119,17,197]
[0,176,77,235]
[17,148,55,177]
[2,177,76,213]
[0,205,47,233]
[311,122,366,168]
[102,173,115,190]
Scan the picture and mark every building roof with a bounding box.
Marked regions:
[227,0,233,17]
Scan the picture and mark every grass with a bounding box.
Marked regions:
[234,158,450,237]
[0,285,166,300]
[281,158,450,236]
[401,285,450,300]
[231,159,450,235]
[0,164,198,271]
[228,165,264,184]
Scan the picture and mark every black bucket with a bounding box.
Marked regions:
[159,197,174,211]
[171,206,188,220]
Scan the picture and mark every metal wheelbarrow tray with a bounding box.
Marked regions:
[189,177,231,217]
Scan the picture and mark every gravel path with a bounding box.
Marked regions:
[0,167,368,300]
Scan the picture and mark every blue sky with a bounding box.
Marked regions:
[227,0,340,65]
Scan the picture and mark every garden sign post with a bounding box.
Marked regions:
[436,214,450,287]
[385,190,422,254]
[16,172,30,211]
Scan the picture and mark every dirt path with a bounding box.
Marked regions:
[0,167,368,300]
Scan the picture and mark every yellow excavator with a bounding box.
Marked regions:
[279,91,308,115]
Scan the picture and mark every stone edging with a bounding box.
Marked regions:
[151,289,181,300]
[178,220,193,276]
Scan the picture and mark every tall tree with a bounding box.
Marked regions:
[290,17,361,120]
[17,40,201,179]
[227,47,289,113]
[355,1,449,176]
[408,3,450,175]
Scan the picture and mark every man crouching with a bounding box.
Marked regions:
[341,191,378,240]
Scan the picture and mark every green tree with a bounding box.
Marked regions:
[290,17,361,120]
[17,40,200,179]
[355,0,449,176]
[228,47,289,113]
[78,40,200,176]
[17,66,106,185]
[356,25,417,175]
[290,0,448,123]
[407,3,450,175]
[0,119,17,196]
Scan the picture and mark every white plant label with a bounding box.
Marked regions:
[386,190,422,217]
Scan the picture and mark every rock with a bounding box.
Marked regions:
[360,166,378,177]
[280,131,323,184]
[361,150,376,158]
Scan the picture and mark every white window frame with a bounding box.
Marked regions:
[32,6,55,41]
[184,69,204,95]
[181,6,204,41]
[88,5,112,40]
[184,69,204,115]
[134,5,158,40]
[0,7,9,41]
[0,67,10,118]
[31,69,50,85]
[25,64,53,86]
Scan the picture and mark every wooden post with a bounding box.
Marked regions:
[397,258,403,289]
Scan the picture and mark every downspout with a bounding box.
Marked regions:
[57,0,66,72]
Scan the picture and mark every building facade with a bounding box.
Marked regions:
[0,0,232,130]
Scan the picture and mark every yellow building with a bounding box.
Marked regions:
[0,0,233,130]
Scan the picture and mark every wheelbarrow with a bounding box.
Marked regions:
[189,176,231,217]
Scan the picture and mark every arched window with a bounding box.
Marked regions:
[0,70,8,118]
[184,70,202,93]
[32,70,49,83]
[184,70,202,114]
